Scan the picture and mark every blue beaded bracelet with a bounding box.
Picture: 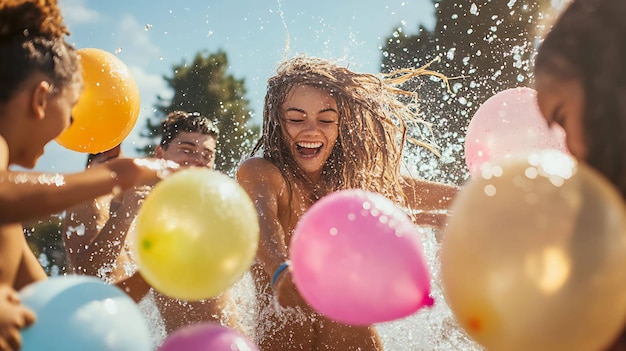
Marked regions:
[270,261,291,288]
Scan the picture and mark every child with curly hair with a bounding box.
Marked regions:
[0,1,177,349]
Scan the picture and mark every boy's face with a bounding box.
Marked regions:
[280,85,339,183]
[535,72,587,161]
[155,131,217,168]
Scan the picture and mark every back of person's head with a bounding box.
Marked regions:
[0,0,81,105]
[535,0,626,198]
[159,111,219,149]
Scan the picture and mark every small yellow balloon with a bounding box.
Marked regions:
[56,48,140,153]
[132,168,259,301]
[441,150,626,351]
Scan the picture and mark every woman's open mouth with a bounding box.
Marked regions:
[296,142,323,157]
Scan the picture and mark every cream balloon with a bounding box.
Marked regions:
[441,150,626,351]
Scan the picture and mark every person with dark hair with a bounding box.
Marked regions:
[237,56,458,351]
[0,1,177,349]
[63,111,239,341]
[534,0,626,349]
[155,111,219,168]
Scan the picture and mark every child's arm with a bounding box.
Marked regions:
[0,224,46,289]
[0,158,178,224]
[0,284,35,351]
[115,271,151,303]
[63,186,147,276]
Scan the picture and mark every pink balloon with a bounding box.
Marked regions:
[464,87,568,176]
[158,323,258,351]
[290,189,433,326]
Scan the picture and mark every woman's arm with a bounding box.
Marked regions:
[401,176,459,230]
[236,157,290,277]
[236,157,308,308]
[401,176,459,211]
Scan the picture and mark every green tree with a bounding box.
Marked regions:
[381,0,554,184]
[138,50,260,175]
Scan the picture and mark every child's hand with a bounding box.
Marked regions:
[132,158,181,184]
[0,285,35,351]
[102,157,181,190]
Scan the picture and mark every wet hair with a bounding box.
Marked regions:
[0,0,81,104]
[159,111,220,149]
[252,56,443,206]
[535,0,626,199]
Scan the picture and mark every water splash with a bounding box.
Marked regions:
[275,0,291,60]
[4,173,66,186]
[377,228,482,350]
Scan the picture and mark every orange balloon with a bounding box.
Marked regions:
[441,150,626,351]
[56,48,140,153]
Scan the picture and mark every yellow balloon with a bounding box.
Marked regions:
[131,168,259,301]
[56,48,140,153]
[441,150,626,351]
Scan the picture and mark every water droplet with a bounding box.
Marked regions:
[470,3,479,15]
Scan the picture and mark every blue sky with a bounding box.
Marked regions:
[27,0,436,173]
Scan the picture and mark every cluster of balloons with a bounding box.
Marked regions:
[19,276,151,351]
[289,189,433,325]
[131,168,259,300]
[441,150,626,351]
[464,87,567,176]
[56,48,140,154]
[45,47,262,350]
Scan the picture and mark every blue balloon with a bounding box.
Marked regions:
[19,275,151,351]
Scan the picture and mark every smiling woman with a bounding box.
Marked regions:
[236,56,459,351]
[37,0,435,174]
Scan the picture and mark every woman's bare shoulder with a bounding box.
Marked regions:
[237,157,285,187]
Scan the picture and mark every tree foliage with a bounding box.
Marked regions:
[23,214,67,276]
[381,0,555,184]
[137,50,260,175]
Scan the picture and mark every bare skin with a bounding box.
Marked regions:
[0,286,35,351]
[237,85,458,351]
[63,130,239,335]
[0,74,177,350]
[238,157,383,351]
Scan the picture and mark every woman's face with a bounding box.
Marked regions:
[535,71,587,161]
[280,85,339,182]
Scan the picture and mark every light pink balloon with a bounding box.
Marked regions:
[464,87,567,176]
[290,189,433,326]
